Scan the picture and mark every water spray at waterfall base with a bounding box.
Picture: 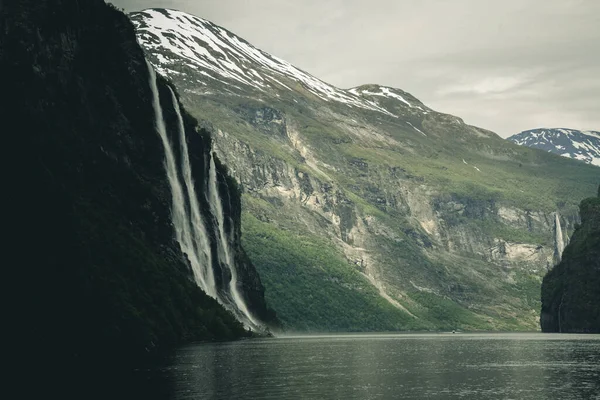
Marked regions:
[207,153,260,328]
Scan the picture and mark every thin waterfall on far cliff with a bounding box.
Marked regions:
[553,212,565,264]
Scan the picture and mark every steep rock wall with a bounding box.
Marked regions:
[541,194,600,333]
[3,0,275,374]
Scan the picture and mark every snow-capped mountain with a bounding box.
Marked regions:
[508,128,600,167]
[131,8,427,119]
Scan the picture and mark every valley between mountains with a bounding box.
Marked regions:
[131,8,598,332]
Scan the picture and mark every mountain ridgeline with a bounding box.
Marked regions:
[132,8,599,332]
[2,0,276,372]
[541,188,600,333]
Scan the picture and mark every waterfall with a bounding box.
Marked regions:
[168,87,217,298]
[207,153,259,328]
[146,61,261,330]
[147,61,214,297]
[554,212,565,264]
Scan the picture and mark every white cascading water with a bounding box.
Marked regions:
[207,153,259,328]
[147,60,215,296]
[168,87,217,298]
[554,212,565,263]
[147,61,260,330]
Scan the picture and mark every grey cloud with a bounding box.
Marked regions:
[111,0,600,137]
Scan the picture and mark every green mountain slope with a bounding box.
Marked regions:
[132,8,599,331]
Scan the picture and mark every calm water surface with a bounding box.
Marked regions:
[155,333,600,399]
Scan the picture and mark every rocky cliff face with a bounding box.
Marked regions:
[3,0,275,376]
[541,191,600,333]
[132,8,599,331]
[214,126,558,270]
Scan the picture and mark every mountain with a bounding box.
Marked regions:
[131,8,599,332]
[3,0,275,387]
[508,128,600,167]
[541,188,600,333]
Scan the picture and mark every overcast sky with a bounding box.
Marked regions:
[112,0,599,137]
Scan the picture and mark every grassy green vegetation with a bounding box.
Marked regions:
[406,291,489,330]
[185,97,305,167]
[471,219,550,245]
[339,134,596,215]
[240,195,539,332]
[507,271,543,312]
[241,210,421,331]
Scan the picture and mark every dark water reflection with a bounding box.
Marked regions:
[157,333,600,399]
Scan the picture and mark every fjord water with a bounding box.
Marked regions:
[154,333,600,399]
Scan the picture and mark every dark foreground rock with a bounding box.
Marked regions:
[541,187,600,332]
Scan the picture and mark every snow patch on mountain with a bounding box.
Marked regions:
[361,87,413,107]
[508,128,600,167]
[349,85,430,113]
[406,121,427,136]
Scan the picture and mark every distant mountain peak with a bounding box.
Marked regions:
[508,128,600,167]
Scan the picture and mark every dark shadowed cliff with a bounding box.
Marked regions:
[541,187,600,333]
[1,0,276,390]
